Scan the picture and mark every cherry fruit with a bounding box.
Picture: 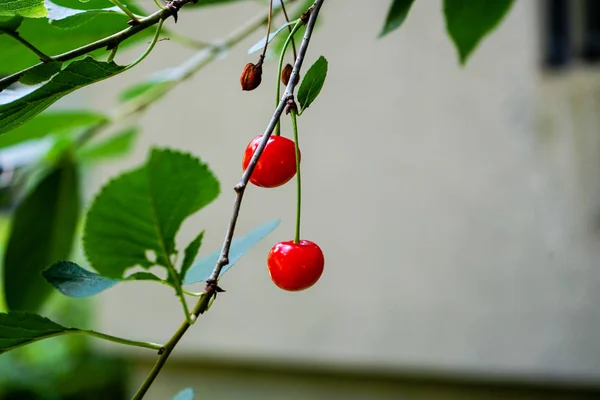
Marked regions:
[267,240,324,291]
[242,135,299,188]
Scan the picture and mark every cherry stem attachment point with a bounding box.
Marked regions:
[290,107,301,244]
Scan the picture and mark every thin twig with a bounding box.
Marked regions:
[0,0,195,90]
[280,0,298,60]
[0,29,52,62]
[129,1,324,398]
[108,0,141,24]
[259,0,274,63]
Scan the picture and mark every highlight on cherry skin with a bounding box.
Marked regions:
[242,135,299,188]
[267,240,325,291]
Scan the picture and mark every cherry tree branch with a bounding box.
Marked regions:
[129,1,325,398]
[0,0,195,90]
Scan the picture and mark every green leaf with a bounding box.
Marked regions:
[184,219,279,285]
[42,261,118,298]
[247,21,295,54]
[0,311,74,355]
[0,16,24,32]
[0,110,106,149]
[0,0,147,75]
[379,0,415,37]
[19,61,63,85]
[0,57,125,135]
[3,156,80,311]
[444,0,515,65]
[180,230,204,281]
[124,271,163,282]
[172,388,194,400]
[0,0,47,18]
[84,148,220,279]
[186,0,247,7]
[46,0,131,29]
[77,127,137,161]
[297,56,328,112]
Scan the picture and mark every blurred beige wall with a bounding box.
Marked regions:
[83,0,600,392]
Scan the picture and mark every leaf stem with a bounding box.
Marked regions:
[290,109,301,244]
[0,29,52,62]
[107,45,119,63]
[81,330,163,350]
[109,0,141,23]
[125,19,164,71]
[274,19,303,135]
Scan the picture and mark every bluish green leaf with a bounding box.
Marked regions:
[3,156,80,311]
[0,57,125,135]
[247,21,295,54]
[77,127,137,162]
[0,0,47,18]
[184,219,280,285]
[172,388,194,400]
[379,0,415,37]
[444,0,515,65]
[42,261,118,298]
[0,110,107,149]
[180,230,204,281]
[297,56,327,112]
[0,311,73,355]
[84,148,220,279]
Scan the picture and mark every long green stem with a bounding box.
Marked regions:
[125,19,164,71]
[81,330,163,350]
[274,20,303,136]
[109,0,141,23]
[291,109,301,243]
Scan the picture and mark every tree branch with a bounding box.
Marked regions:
[0,0,194,90]
[0,29,52,62]
[129,1,325,398]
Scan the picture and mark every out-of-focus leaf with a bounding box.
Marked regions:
[0,110,106,149]
[3,156,80,311]
[297,55,327,112]
[379,0,415,37]
[124,271,163,282]
[172,388,195,400]
[0,0,47,18]
[83,148,220,279]
[186,0,248,7]
[247,21,295,54]
[184,219,280,284]
[77,127,137,162]
[0,57,124,135]
[46,0,130,29]
[444,0,515,65]
[42,261,118,298]
[0,311,73,354]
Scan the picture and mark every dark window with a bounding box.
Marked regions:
[542,0,600,68]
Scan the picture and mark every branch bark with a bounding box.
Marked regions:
[129,0,325,398]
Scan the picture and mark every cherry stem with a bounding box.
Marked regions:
[275,19,303,136]
[260,0,274,61]
[291,108,301,244]
[280,0,298,61]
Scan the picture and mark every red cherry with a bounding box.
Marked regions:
[267,240,324,291]
[242,135,299,188]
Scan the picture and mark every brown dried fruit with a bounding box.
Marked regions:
[281,63,299,86]
[240,62,262,91]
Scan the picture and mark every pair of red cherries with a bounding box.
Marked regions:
[242,135,324,291]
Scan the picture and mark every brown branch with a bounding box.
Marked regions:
[129,1,325,398]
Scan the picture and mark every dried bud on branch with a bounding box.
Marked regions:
[240,62,262,91]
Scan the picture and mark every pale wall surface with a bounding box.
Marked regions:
[86,0,600,387]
